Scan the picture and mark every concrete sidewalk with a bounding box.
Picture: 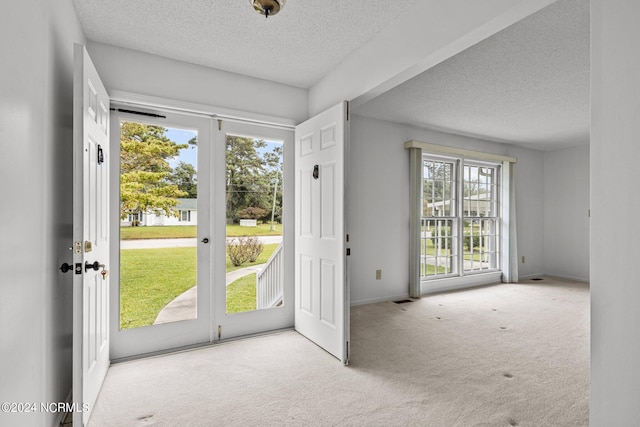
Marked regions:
[153,264,265,325]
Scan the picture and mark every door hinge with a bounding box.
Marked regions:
[218,325,222,340]
[346,101,349,121]
[346,234,349,243]
[218,119,222,131]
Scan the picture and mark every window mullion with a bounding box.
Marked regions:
[457,159,464,277]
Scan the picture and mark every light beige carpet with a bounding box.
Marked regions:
[88,278,589,426]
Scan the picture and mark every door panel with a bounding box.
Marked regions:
[294,101,349,364]
[109,109,212,360]
[73,44,110,426]
[213,121,294,340]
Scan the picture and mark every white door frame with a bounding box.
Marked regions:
[212,120,294,340]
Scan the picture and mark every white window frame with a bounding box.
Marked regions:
[406,141,517,296]
[179,210,191,222]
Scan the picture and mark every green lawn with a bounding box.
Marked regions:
[120,226,197,240]
[226,273,257,314]
[120,223,282,240]
[226,223,282,237]
[120,247,196,329]
[422,263,447,275]
[120,243,277,329]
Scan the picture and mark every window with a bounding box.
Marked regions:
[421,154,501,279]
[422,158,458,277]
[462,163,499,274]
[179,210,191,222]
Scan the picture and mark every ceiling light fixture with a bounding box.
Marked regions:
[251,0,286,18]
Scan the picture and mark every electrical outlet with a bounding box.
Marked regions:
[376,269,382,280]
[522,256,525,263]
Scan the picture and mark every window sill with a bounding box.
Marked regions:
[421,271,502,295]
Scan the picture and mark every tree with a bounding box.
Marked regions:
[423,160,453,216]
[225,136,282,223]
[120,122,187,222]
[168,161,197,198]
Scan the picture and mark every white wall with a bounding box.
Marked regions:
[0,1,85,426]
[348,115,545,305]
[87,42,308,124]
[591,0,640,424]
[543,145,590,282]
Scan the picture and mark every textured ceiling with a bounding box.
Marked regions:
[354,0,590,150]
[72,0,417,88]
[72,0,589,150]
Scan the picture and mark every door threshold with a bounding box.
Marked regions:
[110,327,295,365]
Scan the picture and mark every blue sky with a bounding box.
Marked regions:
[165,127,198,168]
[165,127,283,170]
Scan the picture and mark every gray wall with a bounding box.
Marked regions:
[348,115,546,305]
[544,145,590,282]
[0,0,85,426]
[591,0,640,423]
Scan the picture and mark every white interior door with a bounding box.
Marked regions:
[294,101,350,364]
[73,44,110,426]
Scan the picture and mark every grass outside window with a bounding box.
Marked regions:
[120,243,278,329]
[121,224,282,240]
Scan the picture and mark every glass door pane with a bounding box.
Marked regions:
[119,121,200,328]
[225,134,284,314]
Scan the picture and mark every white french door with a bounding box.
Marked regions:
[81,59,346,373]
[109,109,212,360]
[213,120,294,340]
[73,44,111,426]
[294,102,350,364]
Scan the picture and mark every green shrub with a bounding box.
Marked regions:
[464,234,481,250]
[227,236,264,266]
[429,226,450,248]
[246,236,264,262]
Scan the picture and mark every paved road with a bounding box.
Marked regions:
[121,235,282,249]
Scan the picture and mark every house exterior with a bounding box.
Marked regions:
[122,198,198,227]
[0,1,638,426]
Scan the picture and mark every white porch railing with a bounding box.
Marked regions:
[256,243,284,309]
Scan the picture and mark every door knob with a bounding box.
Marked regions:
[201,238,209,244]
[85,261,100,272]
[59,263,73,273]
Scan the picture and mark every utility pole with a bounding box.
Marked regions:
[270,177,278,231]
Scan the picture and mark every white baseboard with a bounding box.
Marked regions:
[543,273,590,284]
[518,273,545,281]
[351,293,411,307]
[518,273,589,284]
